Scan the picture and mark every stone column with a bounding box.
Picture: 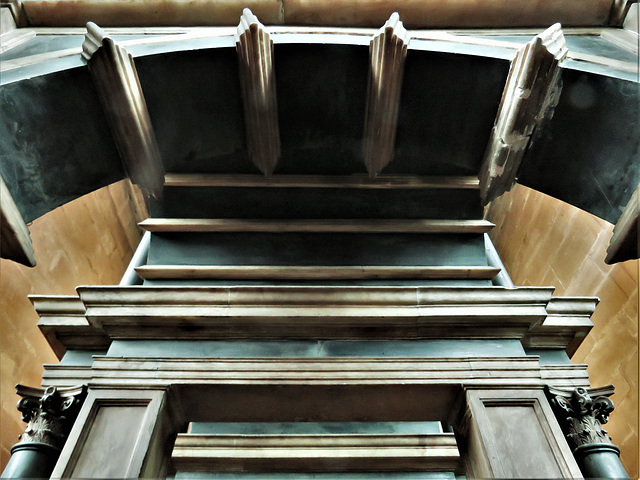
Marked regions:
[1,385,87,479]
[547,386,630,479]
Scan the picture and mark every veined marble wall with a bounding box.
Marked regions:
[0,180,145,470]
[486,183,639,477]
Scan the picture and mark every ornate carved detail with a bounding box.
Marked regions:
[480,23,568,205]
[0,174,36,266]
[235,8,280,176]
[82,22,164,197]
[362,12,409,178]
[15,385,87,449]
[547,385,616,450]
[16,385,87,445]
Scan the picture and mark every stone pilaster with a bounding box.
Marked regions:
[547,385,630,479]
[1,385,87,479]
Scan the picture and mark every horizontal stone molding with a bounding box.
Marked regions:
[139,218,495,233]
[163,173,481,189]
[14,0,615,28]
[40,356,590,390]
[135,265,501,280]
[30,286,597,354]
[30,295,109,359]
[540,365,591,387]
[76,285,553,340]
[172,432,460,472]
[76,285,556,306]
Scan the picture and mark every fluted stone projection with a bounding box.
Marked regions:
[608,0,638,26]
[605,182,639,264]
[547,385,630,479]
[479,23,567,205]
[236,8,280,176]
[1,385,87,479]
[0,174,35,266]
[362,12,409,178]
[82,22,164,197]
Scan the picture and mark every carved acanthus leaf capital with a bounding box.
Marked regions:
[15,384,87,449]
[547,385,616,450]
[81,22,165,197]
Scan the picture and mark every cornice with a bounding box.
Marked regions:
[32,286,595,355]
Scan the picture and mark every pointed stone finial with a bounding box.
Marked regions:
[81,22,165,197]
[236,8,281,176]
[362,12,410,178]
[479,23,567,205]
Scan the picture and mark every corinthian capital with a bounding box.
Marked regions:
[547,385,615,450]
[15,384,87,449]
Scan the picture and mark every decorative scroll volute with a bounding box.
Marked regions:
[480,23,568,205]
[547,386,615,450]
[363,12,409,178]
[15,385,87,449]
[82,22,164,197]
[235,8,280,176]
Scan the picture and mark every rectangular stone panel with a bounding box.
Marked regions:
[484,404,563,478]
[71,405,146,478]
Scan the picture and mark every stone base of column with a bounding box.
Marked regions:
[1,442,61,479]
[575,443,630,479]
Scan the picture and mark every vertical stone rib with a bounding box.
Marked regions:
[362,12,409,178]
[605,182,639,264]
[0,174,36,266]
[82,22,164,198]
[236,8,280,176]
[479,23,568,205]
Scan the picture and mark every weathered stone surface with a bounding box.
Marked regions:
[14,384,87,449]
[82,22,164,197]
[235,8,280,176]
[480,23,567,205]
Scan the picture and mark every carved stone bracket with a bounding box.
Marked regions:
[605,181,639,264]
[0,174,36,266]
[546,385,616,451]
[479,23,568,205]
[82,22,164,197]
[15,384,87,450]
[362,12,409,178]
[609,0,638,26]
[235,8,281,176]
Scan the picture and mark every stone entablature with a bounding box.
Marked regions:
[31,286,596,358]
